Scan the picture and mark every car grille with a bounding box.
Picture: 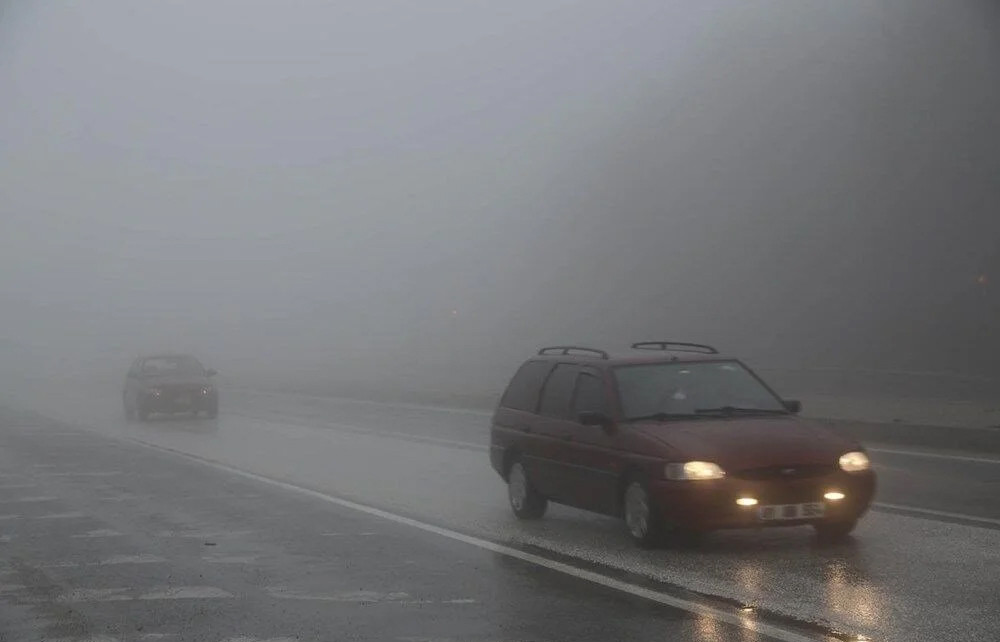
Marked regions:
[732,464,837,481]
[159,385,203,399]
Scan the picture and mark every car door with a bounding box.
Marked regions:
[566,369,624,515]
[532,363,584,505]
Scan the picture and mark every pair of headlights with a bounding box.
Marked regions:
[664,451,871,480]
[148,386,213,396]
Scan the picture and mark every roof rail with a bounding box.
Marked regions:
[537,346,610,359]
[631,341,718,355]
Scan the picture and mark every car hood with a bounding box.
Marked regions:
[633,416,857,470]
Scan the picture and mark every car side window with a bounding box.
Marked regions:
[572,372,608,418]
[499,360,554,412]
[538,364,579,419]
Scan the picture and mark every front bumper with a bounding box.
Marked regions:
[141,390,218,414]
[648,470,876,530]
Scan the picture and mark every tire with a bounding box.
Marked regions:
[623,480,662,547]
[814,519,857,543]
[507,460,547,520]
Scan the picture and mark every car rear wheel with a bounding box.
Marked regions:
[814,519,857,543]
[507,461,547,520]
[623,480,661,547]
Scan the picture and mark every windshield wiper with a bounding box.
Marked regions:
[694,406,788,416]
[624,412,704,422]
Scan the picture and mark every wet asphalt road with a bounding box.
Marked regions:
[1,379,999,641]
[0,418,780,642]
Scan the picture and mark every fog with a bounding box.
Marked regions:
[2,1,998,402]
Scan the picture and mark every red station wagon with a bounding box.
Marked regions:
[489,342,876,546]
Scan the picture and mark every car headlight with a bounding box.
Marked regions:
[839,451,871,472]
[201,386,213,395]
[149,388,162,397]
[665,461,726,480]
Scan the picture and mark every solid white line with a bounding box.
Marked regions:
[124,438,815,642]
[224,410,489,452]
[235,388,493,418]
[868,447,1000,465]
[873,502,1000,527]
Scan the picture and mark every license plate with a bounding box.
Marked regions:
[758,502,824,521]
[175,395,191,406]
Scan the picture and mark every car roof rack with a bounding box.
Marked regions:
[631,341,719,355]
[537,346,610,359]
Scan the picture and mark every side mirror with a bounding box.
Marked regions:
[205,368,218,377]
[783,399,802,414]
[578,411,615,432]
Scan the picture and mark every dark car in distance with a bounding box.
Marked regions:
[489,342,876,546]
[124,354,219,421]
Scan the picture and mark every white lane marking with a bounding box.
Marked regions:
[0,496,58,503]
[139,586,233,600]
[868,447,1000,465]
[0,484,38,489]
[154,529,252,539]
[98,554,166,565]
[227,411,488,452]
[873,502,1000,526]
[71,529,123,538]
[203,555,260,565]
[0,515,21,520]
[130,441,816,642]
[60,587,131,602]
[43,471,122,477]
[265,588,412,602]
[35,561,81,569]
[219,637,296,642]
[33,512,87,520]
[237,387,492,418]
[99,494,146,502]
[39,555,166,569]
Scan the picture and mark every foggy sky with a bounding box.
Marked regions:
[1,1,998,395]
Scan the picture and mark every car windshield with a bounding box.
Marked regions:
[141,356,204,376]
[614,361,786,420]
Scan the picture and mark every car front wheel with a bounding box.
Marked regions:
[507,461,547,520]
[623,480,662,547]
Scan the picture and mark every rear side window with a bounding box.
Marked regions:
[572,372,608,416]
[500,361,554,412]
[539,364,579,419]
